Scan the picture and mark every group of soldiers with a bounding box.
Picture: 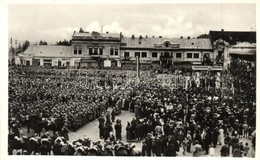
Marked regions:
[8,59,256,157]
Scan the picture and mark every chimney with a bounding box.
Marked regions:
[159,36,162,38]
[132,35,135,39]
[221,29,224,32]
[139,35,142,39]
[146,35,148,38]
[152,36,154,38]
[180,36,183,39]
[188,36,190,39]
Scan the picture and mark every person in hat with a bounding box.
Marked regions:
[233,147,243,157]
[220,141,230,157]
[144,133,153,156]
[204,129,211,155]
[229,133,239,154]
[193,140,202,157]
[114,119,122,141]
[126,122,132,141]
[111,107,116,123]
[61,124,69,141]
[186,130,192,153]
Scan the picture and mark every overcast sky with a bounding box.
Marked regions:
[8,3,256,44]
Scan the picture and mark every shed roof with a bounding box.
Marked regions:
[21,45,72,57]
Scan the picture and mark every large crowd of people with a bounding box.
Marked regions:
[8,59,256,156]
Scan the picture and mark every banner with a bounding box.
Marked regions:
[104,59,111,67]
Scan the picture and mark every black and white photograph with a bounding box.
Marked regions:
[1,0,259,159]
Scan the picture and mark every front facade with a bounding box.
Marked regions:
[71,31,122,68]
[18,31,220,69]
[120,36,214,69]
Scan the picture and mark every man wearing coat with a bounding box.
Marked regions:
[114,120,122,141]
[220,141,230,157]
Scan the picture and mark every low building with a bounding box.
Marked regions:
[19,29,255,69]
[120,36,214,69]
[19,45,72,66]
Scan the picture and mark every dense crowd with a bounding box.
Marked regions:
[9,67,137,134]
[8,59,256,156]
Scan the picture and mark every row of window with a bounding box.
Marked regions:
[187,53,200,59]
[74,46,82,55]
[74,46,119,56]
[110,48,119,56]
[124,52,205,58]
[73,47,206,59]
[89,48,103,55]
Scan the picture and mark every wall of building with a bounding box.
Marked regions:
[72,42,121,59]
[120,49,213,63]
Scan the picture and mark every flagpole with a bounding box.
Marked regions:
[136,56,140,84]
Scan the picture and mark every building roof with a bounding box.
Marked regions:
[209,30,256,45]
[231,42,256,48]
[21,45,72,57]
[72,32,121,41]
[121,37,212,49]
[229,42,256,56]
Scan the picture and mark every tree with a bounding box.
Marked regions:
[197,34,209,39]
[39,40,48,45]
[56,39,71,46]
[18,43,21,49]
[79,27,84,33]
[22,40,30,51]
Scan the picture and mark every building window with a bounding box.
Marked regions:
[43,59,52,63]
[141,52,147,57]
[152,52,157,58]
[115,49,118,56]
[165,42,169,47]
[194,53,199,58]
[204,53,210,58]
[187,53,192,58]
[43,59,52,66]
[164,52,170,57]
[99,48,103,55]
[89,48,93,55]
[135,52,140,57]
[74,48,77,55]
[94,48,98,55]
[124,52,130,58]
[176,53,182,58]
[78,47,82,55]
[110,48,114,55]
[139,41,141,44]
